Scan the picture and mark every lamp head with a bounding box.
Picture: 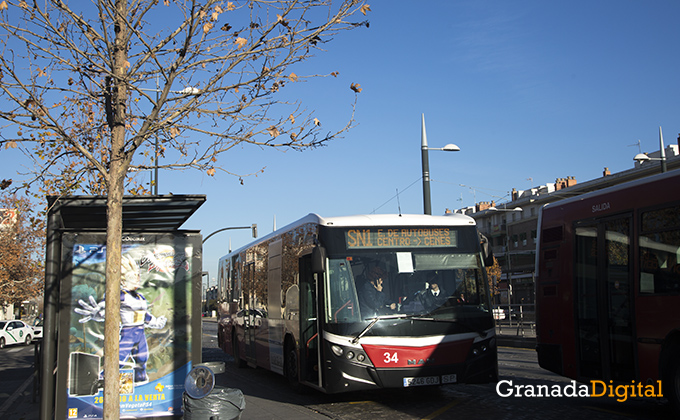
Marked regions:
[441,144,461,152]
[633,153,650,163]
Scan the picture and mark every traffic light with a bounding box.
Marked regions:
[251,224,258,238]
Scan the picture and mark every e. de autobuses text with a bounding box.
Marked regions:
[346,228,454,249]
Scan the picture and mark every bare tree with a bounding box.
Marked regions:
[0,1,369,417]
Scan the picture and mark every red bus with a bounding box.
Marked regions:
[535,170,680,409]
[216,213,498,393]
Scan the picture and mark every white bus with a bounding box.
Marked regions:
[217,213,497,393]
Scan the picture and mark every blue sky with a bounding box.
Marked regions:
[4,1,680,283]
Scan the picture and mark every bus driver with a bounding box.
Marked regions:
[359,265,397,317]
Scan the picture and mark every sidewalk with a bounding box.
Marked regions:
[0,371,38,420]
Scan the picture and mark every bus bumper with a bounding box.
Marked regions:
[321,340,498,393]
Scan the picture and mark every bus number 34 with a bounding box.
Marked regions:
[384,352,399,364]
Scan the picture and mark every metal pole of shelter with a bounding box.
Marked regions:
[40,202,61,420]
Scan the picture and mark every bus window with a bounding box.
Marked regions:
[325,252,490,323]
[640,205,680,294]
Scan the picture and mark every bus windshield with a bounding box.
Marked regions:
[325,250,490,324]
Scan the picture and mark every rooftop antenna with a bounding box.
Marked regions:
[273,215,276,231]
[628,140,642,154]
[396,188,402,216]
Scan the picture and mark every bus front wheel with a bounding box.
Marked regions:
[668,355,680,414]
[284,338,302,391]
[232,331,246,368]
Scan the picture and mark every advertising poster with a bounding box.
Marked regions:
[61,233,196,419]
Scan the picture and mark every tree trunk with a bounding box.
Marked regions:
[103,1,129,418]
[103,185,123,419]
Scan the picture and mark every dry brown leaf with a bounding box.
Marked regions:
[350,83,362,93]
[313,118,321,126]
[288,72,298,82]
[207,168,216,176]
[289,114,295,124]
[267,126,280,137]
[0,1,8,11]
[203,23,213,34]
[235,37,247,49]
[226,2,235,11]
[5,141,17,149]
[360,4,371,15]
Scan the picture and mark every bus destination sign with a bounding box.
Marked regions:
[345,228,457,249]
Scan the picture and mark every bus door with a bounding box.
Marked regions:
[299,254,321,387]
[244,261,257,366]
[574,214,635,382]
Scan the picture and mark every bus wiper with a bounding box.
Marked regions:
[351,313,488,345]
[351,314,409,344]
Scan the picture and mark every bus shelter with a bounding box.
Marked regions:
[40,195,206,420]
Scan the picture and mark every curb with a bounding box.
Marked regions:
[497,336,536,350]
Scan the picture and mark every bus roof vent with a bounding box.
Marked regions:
[542,226,563,243]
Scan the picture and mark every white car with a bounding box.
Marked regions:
[32,318,43,341]
[0,320,33,348]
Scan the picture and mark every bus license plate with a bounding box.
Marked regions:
[442,374,457,384]
[403,376,440,387]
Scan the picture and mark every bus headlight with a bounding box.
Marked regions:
[328,342,372,366]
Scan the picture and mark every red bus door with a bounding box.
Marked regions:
[574,214,636,382]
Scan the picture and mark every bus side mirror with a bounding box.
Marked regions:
[479,232,494,267]
[312,246,326,274]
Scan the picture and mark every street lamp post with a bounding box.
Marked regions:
[138,83,201,195]
[420,114,460,215]
[633,126,667,173]
[202,224,258,244]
